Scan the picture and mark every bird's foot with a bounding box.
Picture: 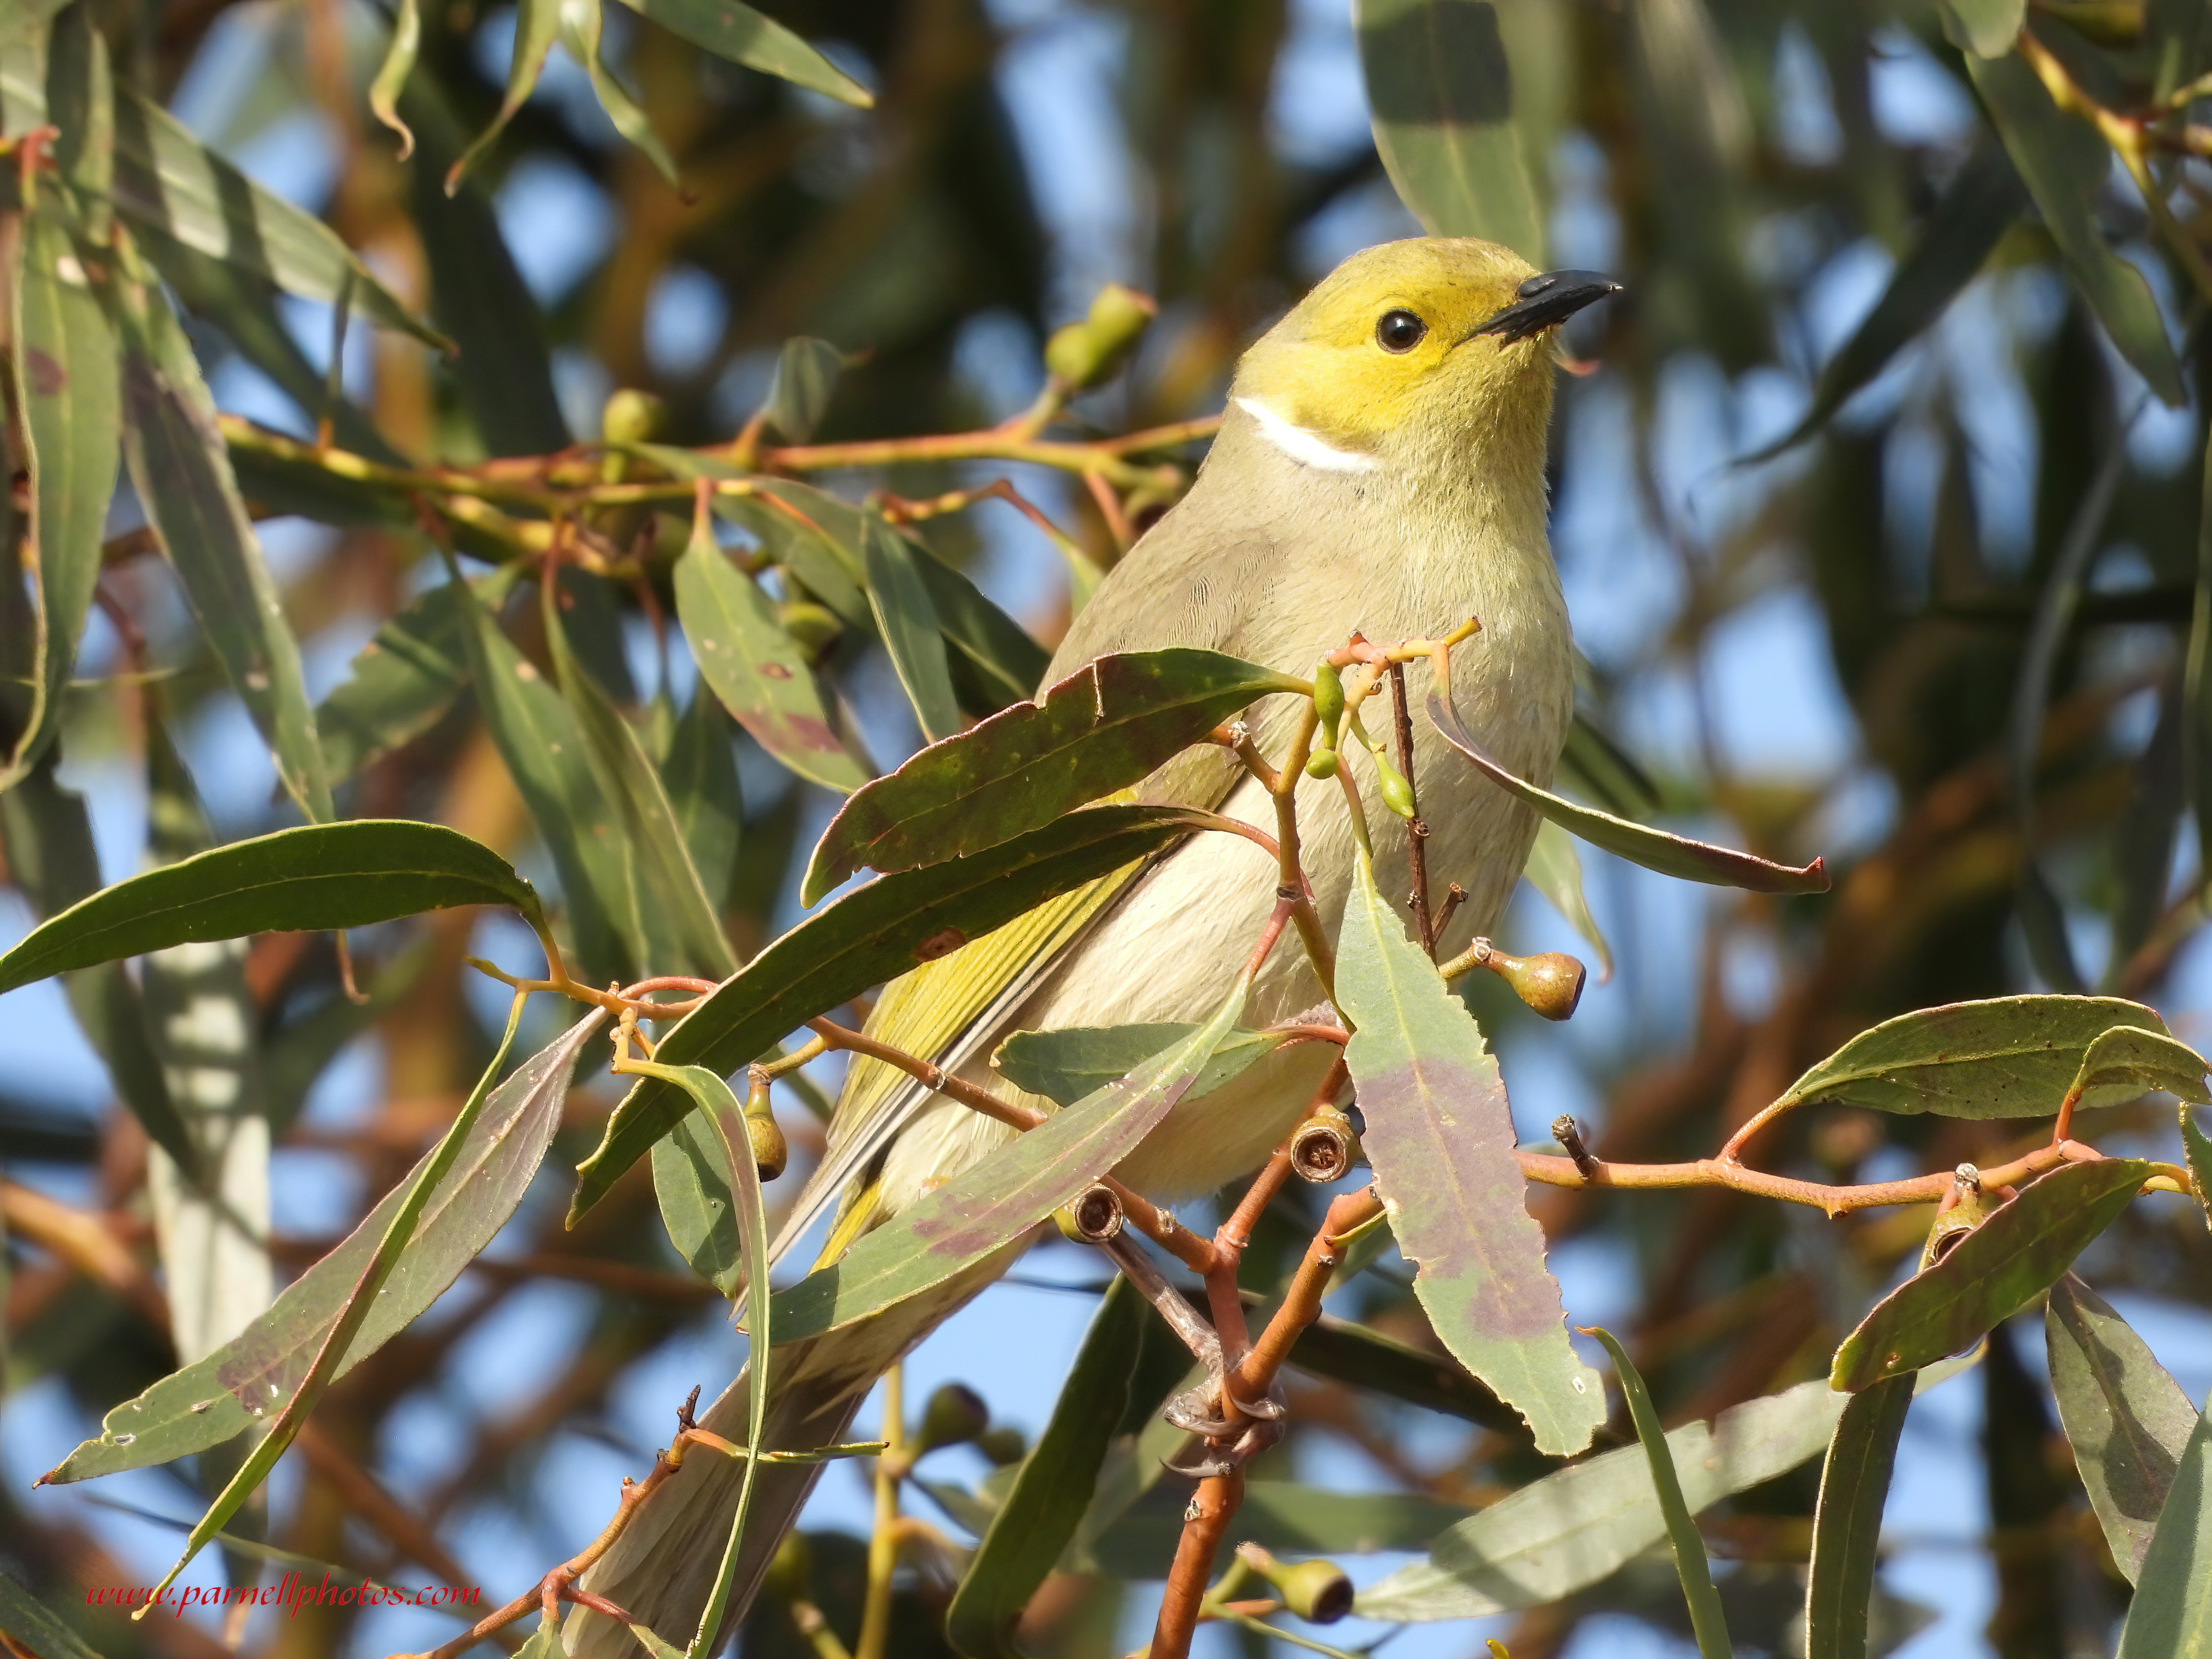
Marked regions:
[1160,1375,1288,1477]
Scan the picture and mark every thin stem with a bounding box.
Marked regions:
[1387,662,1436,953]
[856,1364,904,1659]
[1151,1472,1243,1659]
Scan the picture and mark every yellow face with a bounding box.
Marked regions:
[1231,239,1565,466]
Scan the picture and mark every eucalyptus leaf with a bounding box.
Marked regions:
[44,1008,603,1484]
[861,515,963,745]
[1805,1374,1912,1659]
[654,1106,746,1295]
[0,1573,100,1659]
[660,686,744,914]
[2186,1103,2212,1230]
[992,1022,1291,1109]
[2046,1274,2199,1584]
[315,575,495,783]
[447,0,561,191]
[762,337,843,442]
[768,977,1248,1341]
[1337,845,1604,1457]
[1522,819,1611,980]
[570,803,1219,1219]
[563,0,678,184]
[614,0,872,106]
[368,0,421,156]
[0,819,547,996]
[1831,1159,2156,1390]
[1428,687,1829,892]
[2113,1392,2212,1655]
[803,648,1303,902]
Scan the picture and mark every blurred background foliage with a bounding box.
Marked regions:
[5,0,2212,1655]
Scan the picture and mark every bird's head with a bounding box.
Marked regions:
[1229,238,1620,479]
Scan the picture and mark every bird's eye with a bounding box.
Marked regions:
[1375,309,1427,353]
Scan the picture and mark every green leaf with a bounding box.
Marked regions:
[1358,1377,1872,1622]
[515,1617,565,1658]
[0,819,546,996]
[803,649,1302,902]
[1286,1310,1522,1432]
[862,515,964,744]
[45,1005,602,1485]
[2185,1102,2212,1230]
[1583,1327,1731,1659]
[762,337,843,442]
[447,0,561,192]
[1355,0,1543,259]
[1521,819,1611,980]
[1427,686,1830,893]
[1336,845,1604,1457]
[402,72,570,456]
[616,1063,770,1659]
[2114,1392,2212,1655]
[1940,0,2026,55]
[992,1022,1291,1109]
[1775,995,2177,1119]
[1831,1158,2156,1390]
[2046,1274,2200,1584]
[1746,141,2026,463]
[1965,51,2185,406]
[569,803,1218,1218]
[1558,708,1660,821]
[0,756,194,1171]
[0,1574,100,1659]
[112,269,331,821]
[449,572,637,987]
[660,686,744,914]
[769,977,1249,1342]
[653,1105,746,1295]
[947,1276,1145,1659]
[562,0,679,184]
[316,576,497,783]
[908,540,1051,715]
[105,84,433,344]
[613,0,873,106]
[675,517,871,793]
[367,0,420,156]
[1082,1483,1476,1578]
[1804,1373,1913,1659]
[546,589,737,979]
[3,205,117,790]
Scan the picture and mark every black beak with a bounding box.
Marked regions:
[1470,270,1623,346]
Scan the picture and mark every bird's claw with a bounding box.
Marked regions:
[1160,1375,1288,1476]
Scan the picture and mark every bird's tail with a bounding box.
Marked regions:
[564,1249,1016,1658]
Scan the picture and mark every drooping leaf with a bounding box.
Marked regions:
[862,515,964,745]
[1584,1327,1731,1659]
[1804,1373,1913,1659]
[2113,1393,2212,1655]
[1355,0,1544,260]
[768,976,1249,1342]
[659,686,744,913]
[910,541,1052,715]
[618,1062,771,1659]
[2112,681,2187,976]
[802,649,1302,902]
[449,572,637,987]
[569,804,1219,1218]
[1081,1482,1477,1577]
[447,0,561,192]
[45,1007,603,1484]
[1336,846,1604,1457]
[1831,1159,2156,1391]
[946,1276,1145,1659]
[1428,687,1829,893]
[613,0,873,106]
[1358,1377,1872,1621]
[562,0,679,184]
[367,0,421,156]
[104,84,433,342]
[1775,996,2177,1119]
[1521,820,1611,980]
[111,265,332,821]
[674,517,871,793]
[0,1573,101,1659]
[402,72,570,456]
[3,205,117,790]
[992,1022,1291,1109]
[546,590,736,979]
[762,337,843,442]
[654,1105,746,1295]
[0,819,546,996]
[2046,1274,2199,1584]
[1746,141,2026,463]
[1965,50,2185,405]
[0,754,194,1174]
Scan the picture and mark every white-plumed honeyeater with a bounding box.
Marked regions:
[569,237,1620,1655]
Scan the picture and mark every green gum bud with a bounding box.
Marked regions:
[1374,755,1416,818]
[779,599,842,656]
[912,1382,990,1455]
[764,1532,811,1603]
[1045,283,1157,389]
[1304,749,1339,780]
[601,387,667,445]
[975,1426,1027,1465]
